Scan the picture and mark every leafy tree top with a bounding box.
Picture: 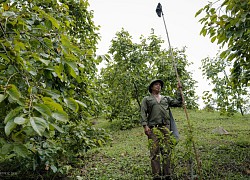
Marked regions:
[196,0,250,86]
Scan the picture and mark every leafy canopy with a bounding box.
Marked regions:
[0,0,110,176]
[196,0,250,86]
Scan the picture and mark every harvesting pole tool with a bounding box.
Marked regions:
[155,3,202,179]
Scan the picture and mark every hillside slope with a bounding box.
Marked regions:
[77,109,250,179]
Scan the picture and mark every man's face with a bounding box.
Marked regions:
[152,82,162,92]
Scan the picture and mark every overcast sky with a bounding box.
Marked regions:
[88,0,219,108]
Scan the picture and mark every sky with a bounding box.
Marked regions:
[88,0,219,108]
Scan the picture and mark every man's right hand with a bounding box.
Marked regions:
[144,125,151,136]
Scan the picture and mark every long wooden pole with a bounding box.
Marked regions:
[159,7,202,180]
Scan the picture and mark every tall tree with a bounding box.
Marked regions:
[196,0,250,87]
[0,0,109,176]
[201,56,249,115]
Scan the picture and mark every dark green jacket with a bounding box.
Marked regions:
[140,91,182,127]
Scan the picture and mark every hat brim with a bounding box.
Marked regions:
[148,79,164,93]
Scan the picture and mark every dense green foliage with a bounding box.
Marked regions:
[0,0,110,177]
[99,29,198,129]
[196,0,250,86]
[196,0,250,114]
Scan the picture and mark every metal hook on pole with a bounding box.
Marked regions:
[156,3,180,84]
[156,3,202,179]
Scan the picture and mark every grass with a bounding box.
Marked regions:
[70,109,250,180]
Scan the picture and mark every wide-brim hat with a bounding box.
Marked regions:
[148,79,164,93]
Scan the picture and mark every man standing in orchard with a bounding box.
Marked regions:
[141,79,183,180]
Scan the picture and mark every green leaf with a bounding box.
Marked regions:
[41,89,60,100]
[0,54,9,63]
[30,117,48,136]
[211,36,217,43]
[54,64,64,80]
[14,117,27,125]
[50,123,64,133]
[14,40,26,52]
[65,61,79,78]
[61,34,82,55]
[200,27,207,36]
[6,84,21,101]
[34,103,52,117]
[75,100,87,108]
[50,164,57,173]
[42,97,63,111]
[97,139,103,147]
[29,39,40,49]
[195,8,203,17]
[2,11,15,17]
[4,106,23,124]
[34,7,59,29]
[220,50,228,59]
[1,143,13,155]
[40,53,50,59]
[0,94,6,103]
[44,19,52,30]
[43,37,53,48]
[13,143,29,157]
[7,65,16,75]
[5,119,17,136]
[38,58,50,66]
[52,111,68,122]
[64,97,79,112]
[64,54,78,61]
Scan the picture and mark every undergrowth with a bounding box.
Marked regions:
[1,109,249,179]
[78,109,250,179]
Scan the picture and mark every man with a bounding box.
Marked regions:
[141,79,182,180]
